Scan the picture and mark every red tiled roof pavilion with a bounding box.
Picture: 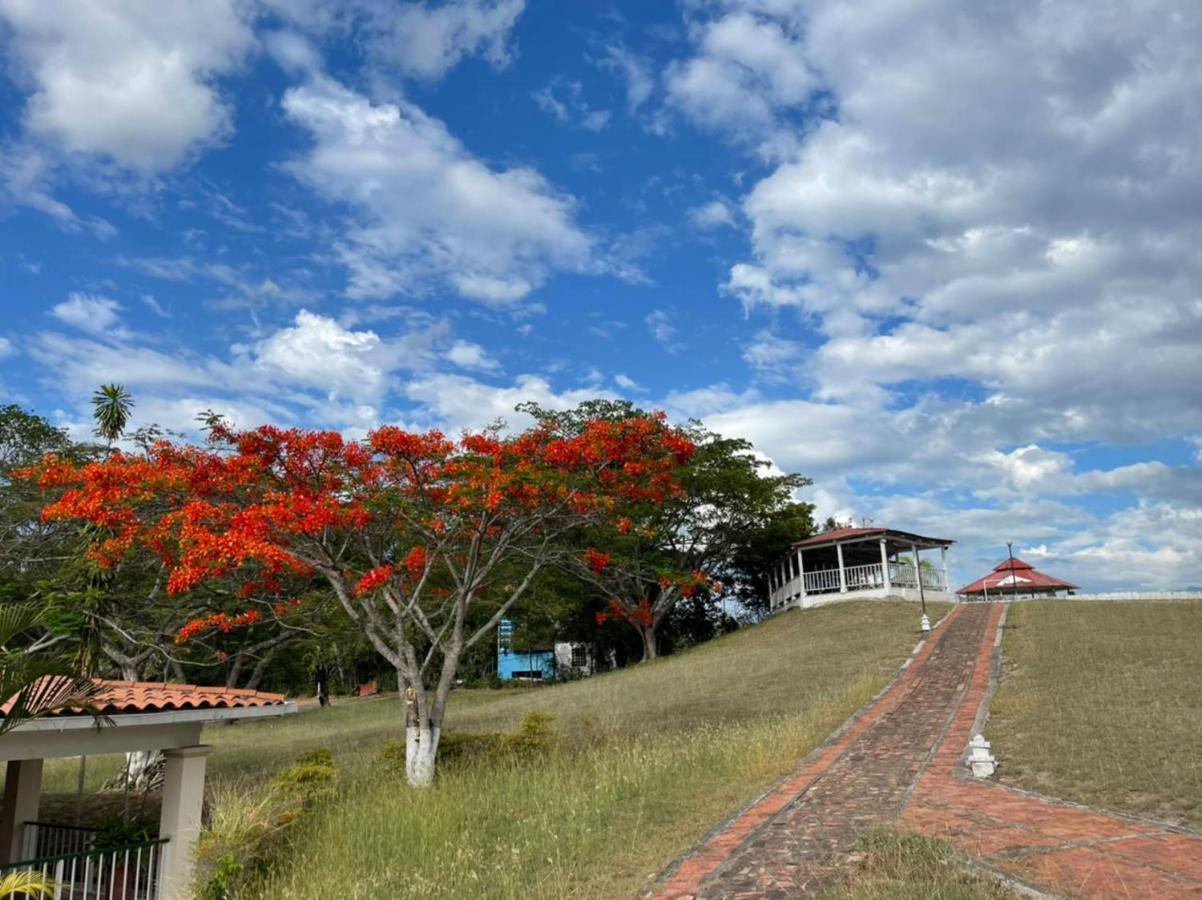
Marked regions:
[957,557,1078,597]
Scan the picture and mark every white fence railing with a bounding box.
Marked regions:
[4,822,168,900]
[803,569,842,594]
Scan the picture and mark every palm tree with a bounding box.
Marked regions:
[0,605,104,737]
[91,384,134,447]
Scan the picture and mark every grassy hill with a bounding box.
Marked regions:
[987,599,1202,828]
[39,600,947,897]
[237,600,944,899]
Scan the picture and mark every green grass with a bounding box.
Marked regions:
[822,830,1014,900]
[987,600,1202,828]
[243,600,945,899]
[39,601,947,898]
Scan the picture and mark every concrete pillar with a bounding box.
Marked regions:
[911,543,921,588]
[879,539,891,591]
[0,758,42,863]
[940,545,949,592]
[796,549,807,598]
[836,542,847,593]
[159,745,211,900]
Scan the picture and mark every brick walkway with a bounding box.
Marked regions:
[655,603,1202,899]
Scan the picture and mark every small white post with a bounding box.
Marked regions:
[0,759,42,864]
[796,549,807,599]
[879,538,891,592]
[159,745,212,900]
[836,542,847,593]
[968,734,997,777]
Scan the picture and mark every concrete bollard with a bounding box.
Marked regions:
[967,733,997,778]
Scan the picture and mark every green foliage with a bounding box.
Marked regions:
[198,749,341,898]
[91,383,134,445]
[379,711,558,774]
[92,812,157,850]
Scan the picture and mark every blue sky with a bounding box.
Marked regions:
[2,0,1201,591]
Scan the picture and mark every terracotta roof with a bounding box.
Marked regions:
[793,526,955,548]
[957,557,1079,595]
[2,679,288,718]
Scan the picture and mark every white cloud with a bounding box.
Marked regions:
[531,80,610,131]
[741,330,804,374]
[50,293,123,336]
[665,9,817,147]
[252,310,385,402]
[366,0,525,80]
[403,372,608,433]
[444,339,499,371]
[687,199,736,230]
[645,309,681,352]
[282,76,592,304]
[613,373,643,392]
[0,0,254,174]
[0,337,13,357]
[600,43,655,113]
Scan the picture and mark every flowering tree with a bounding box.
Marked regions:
[520,401,811,661]
[26,415,693,786]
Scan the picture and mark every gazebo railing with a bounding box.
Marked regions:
[803,568,842,594]
[3,826,168,900]
[22,820,98,859]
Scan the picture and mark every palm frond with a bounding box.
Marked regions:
[0,869,61,898]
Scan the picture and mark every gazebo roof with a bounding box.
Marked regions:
[957,557,1078,594]
[2,679,288,719]
[792,526,954,550]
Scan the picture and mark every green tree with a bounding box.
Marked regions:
[519,400,814,660]
[91,384,134,447]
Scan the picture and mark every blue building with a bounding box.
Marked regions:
[496,619,555,681]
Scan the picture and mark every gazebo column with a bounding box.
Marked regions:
[940,545,949,592]
[836,542,847,593]
[879,539,891,592]
[796,549,807,599]
[159,745,211,900]
[911,543,922,587]
[0,759,42,863]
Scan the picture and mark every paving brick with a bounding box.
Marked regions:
[654,601,1202,898]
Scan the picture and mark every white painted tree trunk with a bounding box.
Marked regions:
[404,726,441,788]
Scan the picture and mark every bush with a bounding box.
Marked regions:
[378,712,557,774]
[197,749,339,898]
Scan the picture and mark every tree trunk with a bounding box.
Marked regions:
[315,665,330,707]
[640,626,658,662]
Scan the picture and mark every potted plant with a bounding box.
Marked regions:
[92,814,157,900]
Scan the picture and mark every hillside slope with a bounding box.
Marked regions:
[253,600,948,900]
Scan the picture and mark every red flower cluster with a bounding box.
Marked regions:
[583,547,611,574]
[176,608,265,644]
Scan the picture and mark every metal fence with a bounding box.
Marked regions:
[2,822,168,900]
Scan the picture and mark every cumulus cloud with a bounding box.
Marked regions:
[657,0,1202,586]
[252,310,385,402]
[50,293,123,336]
[444,339,499,371]
[281,75,592,304]
[0,0,254,174]
[687,199,736,230]
[366,0,524,80]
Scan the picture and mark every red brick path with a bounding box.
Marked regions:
[655,603,1202,898]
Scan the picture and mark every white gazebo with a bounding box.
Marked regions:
[0,680,296,899]
[768,526,956,613]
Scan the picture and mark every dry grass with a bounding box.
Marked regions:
[823,830,1015,900]
[987,600,1202,828]
[243,600,945,899]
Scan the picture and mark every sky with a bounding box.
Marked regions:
[1,0,1201,592]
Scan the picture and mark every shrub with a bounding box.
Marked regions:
[197,750,339,898]
[378,712,557,775]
